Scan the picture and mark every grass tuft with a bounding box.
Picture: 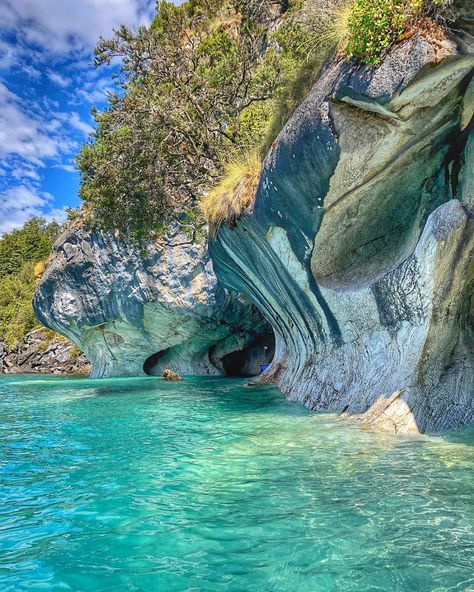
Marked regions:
[200,152,262,227]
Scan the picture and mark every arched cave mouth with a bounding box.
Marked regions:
[143,349,167,376]
[216,331,275,378]
[143,331,276,378]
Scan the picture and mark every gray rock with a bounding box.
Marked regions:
[0,329,90,375]
[210,34,474,433]
[34,224,273,378]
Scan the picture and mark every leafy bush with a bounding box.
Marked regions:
[345,0,448,65]
[0,262,38,347]
[0,217,61,279]
[78,0,287,241]
[0,218,61,346]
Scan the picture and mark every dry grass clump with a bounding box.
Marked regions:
[296,0,354,59]
[309,0,354,55]
[200,152,262,227]
[34,261,46,280]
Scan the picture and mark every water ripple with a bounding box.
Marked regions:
[0,375,473,591]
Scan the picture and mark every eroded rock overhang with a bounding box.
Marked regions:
[34,224,274,379]
[209,34,474,433]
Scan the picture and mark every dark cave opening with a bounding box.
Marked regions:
[219,332,275,377]
[143,329,276,378]
[143,350,167,376]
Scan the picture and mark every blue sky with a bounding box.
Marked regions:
[0,0,162,234]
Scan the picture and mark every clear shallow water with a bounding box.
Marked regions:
[0,375,473,592]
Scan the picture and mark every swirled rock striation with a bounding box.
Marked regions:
[210,34,474,433]
[34,30,473,433]
[34,224,273,378]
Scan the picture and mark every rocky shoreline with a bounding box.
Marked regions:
[0,328,90,375]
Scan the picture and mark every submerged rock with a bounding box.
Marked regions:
[210,34,474,433]
[34,224,273,379]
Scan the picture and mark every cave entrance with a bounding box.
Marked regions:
[219,332,275,377]
[143,350,167,376]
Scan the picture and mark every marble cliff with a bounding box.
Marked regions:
[34,26,473,433]
[34,224,273,378]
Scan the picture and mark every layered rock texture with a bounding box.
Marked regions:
[34,29,473,433]
[34,225,273,378]
[210,34,474,434]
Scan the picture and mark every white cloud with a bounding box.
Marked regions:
[65,112,94,136]
[0,185,53,233]
[21,64,42,79]
[47,69,70,88]
[10,162,41,182]
[44,206,68,224]
[0,83,94,170]
[0,38,17,70]
[54,163,76,173]
[0,83,58,166]
[0,0,157,234]
[0,0,154,56]
[73,75,114,105]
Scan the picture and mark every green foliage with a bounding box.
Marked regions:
[345,0,408,64]
[179,208,205,241]
[0,262,38,347]
[0,218,61,280]
[0,218,62,345]
[345,0,449,64]
[78,0,333,239]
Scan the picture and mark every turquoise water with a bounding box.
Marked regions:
[0,375,473,592]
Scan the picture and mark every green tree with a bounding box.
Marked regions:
[0,217,61,279]
[78,0,313,241]
[0,218,62,345]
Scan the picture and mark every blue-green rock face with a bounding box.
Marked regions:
[34,32,473,433]
[210,35,474,433]
[33,225,272,379]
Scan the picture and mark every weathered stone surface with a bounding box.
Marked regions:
[161,369,183,381]
[0,329,90,375]
[341,390,419,435]
[34,224,272,378]
[210,34,474,433]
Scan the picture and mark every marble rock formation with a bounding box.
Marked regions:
[210,34,474,433]
[34,224,273,378]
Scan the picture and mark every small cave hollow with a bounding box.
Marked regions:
[143,349,167,376]
[219,332,275,377]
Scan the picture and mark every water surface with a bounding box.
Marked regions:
[0,375,473,591]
